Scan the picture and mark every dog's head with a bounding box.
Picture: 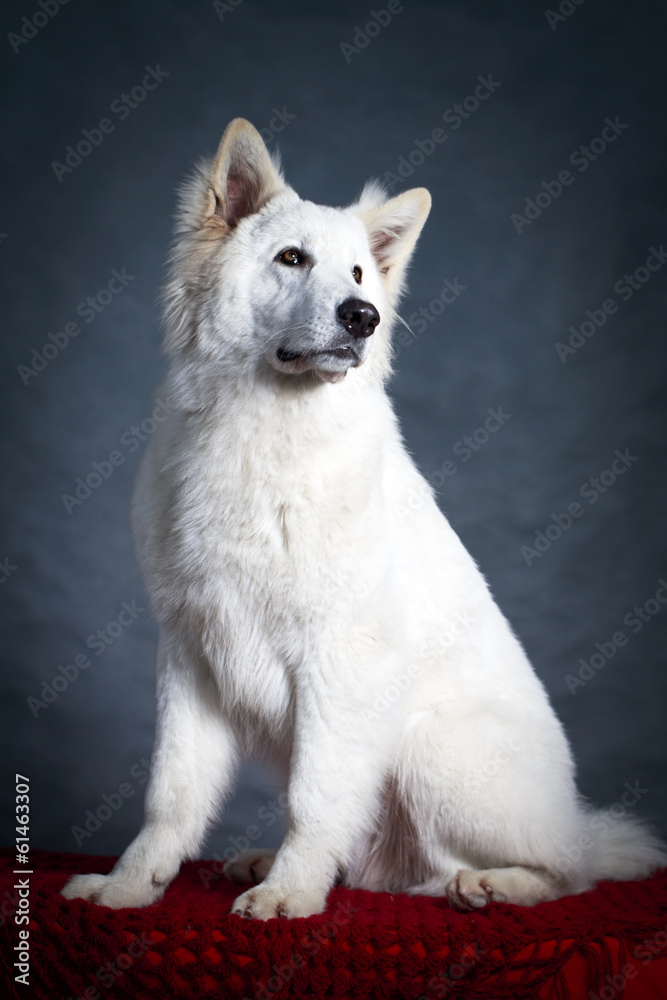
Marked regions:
[164,119,430,393]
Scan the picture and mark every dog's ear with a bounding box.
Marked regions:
[206,118,286,228]
[357,184,431,297]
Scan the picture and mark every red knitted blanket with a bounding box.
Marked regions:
[1,850,666,999]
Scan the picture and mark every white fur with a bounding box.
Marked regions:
[62,120,666,919]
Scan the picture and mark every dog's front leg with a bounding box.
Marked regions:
[62,635,238,908]
[231,644,397,920]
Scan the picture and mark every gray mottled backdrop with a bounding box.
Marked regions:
[1,0,666,866]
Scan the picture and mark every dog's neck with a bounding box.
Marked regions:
[160,361,397,482]
[166,358,386,422]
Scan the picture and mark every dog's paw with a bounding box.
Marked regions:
[224,848,277,885]
[60,872,163,909]
[446,869,507,910]
[446,866,555,910]
[231,883,326,920]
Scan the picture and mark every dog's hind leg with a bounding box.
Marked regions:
[62,634,238,908]
[224,849,277,885]
[407,866,559,908]
[392,698,596,910]
[444,866,559,909]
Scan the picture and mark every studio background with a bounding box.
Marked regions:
[1,0,666,863]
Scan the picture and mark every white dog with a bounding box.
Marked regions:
[62,119,665,919]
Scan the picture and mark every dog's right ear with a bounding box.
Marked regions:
[204,119,286,229]
[356,182,431,304]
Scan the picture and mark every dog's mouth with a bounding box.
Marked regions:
[272,344,362,381]
[276,346,358,364]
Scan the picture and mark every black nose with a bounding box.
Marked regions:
[337,298,380,339]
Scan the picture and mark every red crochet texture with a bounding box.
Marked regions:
[1,850,666,999]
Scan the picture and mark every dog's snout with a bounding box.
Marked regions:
[337,298,380,339]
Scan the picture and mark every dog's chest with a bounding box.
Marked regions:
[171,417,386,606]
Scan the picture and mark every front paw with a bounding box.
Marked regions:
[61,872,163,909]
[231,883,326,920]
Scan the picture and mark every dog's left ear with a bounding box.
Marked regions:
[357,184,431,297]
[207,118,286,227]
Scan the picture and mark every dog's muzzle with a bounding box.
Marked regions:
[272,299,380,381]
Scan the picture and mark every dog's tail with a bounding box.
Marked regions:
[591,810,667,882]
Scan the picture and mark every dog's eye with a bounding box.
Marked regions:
[276,247,304,266]
[353,265,362,285]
